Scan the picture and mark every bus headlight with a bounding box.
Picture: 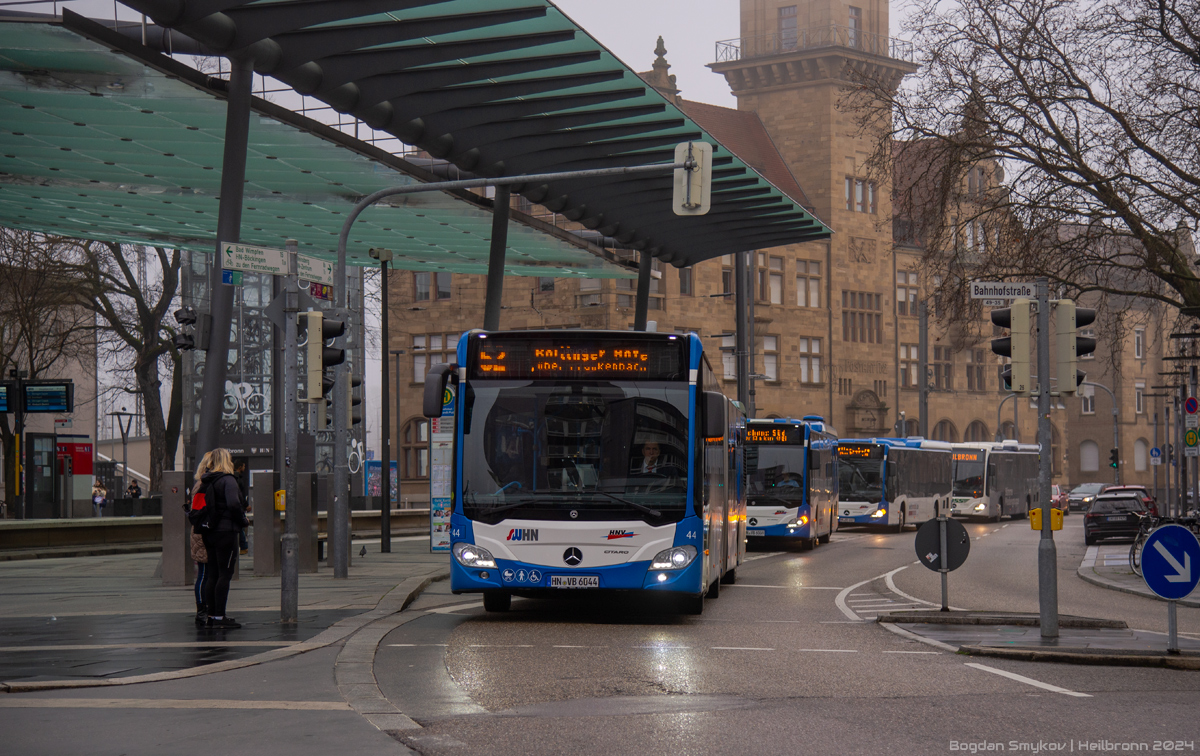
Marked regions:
[650,545,697,570]
[787,515,810,528]
[870,508,887,519]
[974,503,987,512]
[452,542,496,569]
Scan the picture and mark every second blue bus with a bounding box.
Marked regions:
[744,417,839,548]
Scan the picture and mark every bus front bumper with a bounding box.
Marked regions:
[746,522,812,538]
[449,554,705,596]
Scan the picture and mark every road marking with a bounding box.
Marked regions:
[552,645,591,648]
[633,645,692,649]
[820,620,868,624]
[387,643,448,647]
[886,565,966,611]
[0,642,297,652]
[0,698,350,710]
[883,650,941,654]
[711,646,774,651]
[964,663,1092,697]
[728,584,844,589]
[1080,545,1099,568]
[793,648,857,653]
[879,620,961,652]
[467,644,535,648]
[424,601,484,614]
[836,574,888,620]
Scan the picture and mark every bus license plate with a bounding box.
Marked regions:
[550,575,598,589]
[747,529,766,537]
[838,517,855,524]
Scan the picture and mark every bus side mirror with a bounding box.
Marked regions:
[423,363,456,418]
[703,391,726,438]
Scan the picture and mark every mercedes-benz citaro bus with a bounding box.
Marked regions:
[836,438,952,531]
[423,329,746,615]
[949,442,1039,521]
[744,417,839,549]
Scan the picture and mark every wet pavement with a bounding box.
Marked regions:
[1077,542,1200,608]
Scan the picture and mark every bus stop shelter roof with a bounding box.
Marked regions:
[113,0,833,266]
[0,15,631,277]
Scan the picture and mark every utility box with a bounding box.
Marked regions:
[253,471,281,576]
[296,472,320,573]
[160,471,193,587]
[1030,507,1063,531]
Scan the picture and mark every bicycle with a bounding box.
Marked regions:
[1130,513,1200,576]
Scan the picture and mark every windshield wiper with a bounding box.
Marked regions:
[477,495,539,517]
[589,490,661,518]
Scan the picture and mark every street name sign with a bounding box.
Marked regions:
[297,254,334,286]
[969,282,1035,300]
[221,242,289,276]
[1142,524,1200,600]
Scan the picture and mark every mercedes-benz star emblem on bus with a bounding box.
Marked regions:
[563,548,583,566]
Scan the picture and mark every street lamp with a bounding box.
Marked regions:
[368,248,394,552]
[108,407,136,508]
[390,348,405,510]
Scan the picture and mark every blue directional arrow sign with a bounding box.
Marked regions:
[1142,524,1200,600]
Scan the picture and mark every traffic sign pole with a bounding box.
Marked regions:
[1168,600,1178,654]
[1141,524,1200,653]
[1035,277,1059,638]
[939,516,949,611]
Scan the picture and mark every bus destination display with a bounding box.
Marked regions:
[746,425,802,445]
[23,382,73,413]
[470,336,685,380]
[837,443,884,460]
[952,450,984,463]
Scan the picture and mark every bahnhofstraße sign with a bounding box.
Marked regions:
[221,242,289,275]
[969,281,1035,299]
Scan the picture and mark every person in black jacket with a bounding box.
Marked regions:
[199,448,248,629]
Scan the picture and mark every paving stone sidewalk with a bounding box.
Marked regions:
[1076,542,1200,608]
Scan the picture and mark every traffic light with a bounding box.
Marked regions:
[300,311,346,402]
[347,374,363,427]
[1109,448,1119,468]
[990,299,1032,395]
[1054,299,1096,395]
[172,306,210,351]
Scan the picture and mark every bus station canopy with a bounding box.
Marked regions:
[0,15,630,277]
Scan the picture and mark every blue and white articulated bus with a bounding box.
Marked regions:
[422,329,746,614]
[836,438,953,531]
[949,442,1040,521]
[744,417,839,548]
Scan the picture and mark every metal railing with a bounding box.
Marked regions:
[715,25,915,64]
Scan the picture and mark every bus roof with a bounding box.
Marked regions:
[951,441,1040,454]
[839,437,952,451]
[747,416,838,437]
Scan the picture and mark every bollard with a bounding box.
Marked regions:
[296,473,319,573]
[253,471,281,576]
[161,471,193,587]
[281,532,298,623]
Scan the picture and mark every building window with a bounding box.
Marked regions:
[848,5,862,48]
[845,178,877,213]
[839,377,854,396]
[401,419,429,480]
[415,271,451,301]
[616,259,661,309]
[896,271,918,316]
[900,344,919,387]
[965,421,990,443]
[1080,328,1095,359]
[679,267,693,296]
[721,254,734,301]
[967,166,986,194]
[538,277,555,292]
[721,334,736,380]
[796,260,821,307]
[933,420,958,443]
[966,220,988,256]
[904,419,920,437]
[1080,440,1099,472]
[1000,421,1017,441]
[966,349,987,392]
[932,346,953,390]
[756,253,784,304]
[412,333,459,383]
[763,335,779,381]
[874,379,887,397]
[1135,381,1145,414]
[779,4,797,50]
[1081,383,1095,414]
[799,338,821,384]
[1135,439,1148,472]
[842,290,883,344]
[1134,328,1145,359]
[414,272,430,302]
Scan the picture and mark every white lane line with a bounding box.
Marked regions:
[424,601,484,614]
[467,644,535,648]
[886,564,966,611]
[0,698,350,711]
[794,648,857,653]
[836,575,887,620]
[633,646,692,649]
[0,642,297,651]
[964,663,1092,698]
[879,621,960,652]
[387,644,448,647]
[711,646,774,651]
[743,552,786,562]
[883,650,941,654]
[1080,545,1099,568]
[820,621,867,624]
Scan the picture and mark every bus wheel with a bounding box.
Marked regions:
[483,591,511,613]
[895,508,906,533]
[707,576,720,599]
[681,594,705,615]
[721,567,737,585]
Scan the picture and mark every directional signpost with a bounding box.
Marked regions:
[1142,524,1200,653]
[915,516,971,611]
[221,242,290,277]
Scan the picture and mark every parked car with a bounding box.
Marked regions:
[1084,494,1149,545]
[1051,485,1070,516]
[1100,484,1158,516]
[1067,483,1106,512]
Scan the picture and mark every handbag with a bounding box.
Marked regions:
[190,532,208,563]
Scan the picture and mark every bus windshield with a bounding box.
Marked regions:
[746,445,806,505]
[460,380,691,525]
[838,456,883,501]
[952,459,986,497]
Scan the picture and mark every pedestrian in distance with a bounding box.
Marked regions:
[196,448,249,630]
[125,479,142,499]
[187,452,214,626]
[91,482,107,518]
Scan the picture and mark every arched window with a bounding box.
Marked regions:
[1080,440,1099,472]
[401,418,430,480]
[1000,421,1017,441]
[965,421,990,442]
[905,419,920,438]
[1135,438,1148,472]
[933,420,958,443]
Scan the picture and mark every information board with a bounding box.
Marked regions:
[469,333,686,381]
[23,382,73,413]
[837,443,884,460]
[0,383,10,413]
[429,385,454,553]
[746,425,803,445]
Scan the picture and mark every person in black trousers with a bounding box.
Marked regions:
[199,448,248,629]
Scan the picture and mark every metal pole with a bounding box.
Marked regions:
[938,515,949,611]
[735,251,750,410]
[996,394,1014,442]
[392,349,404,509]
[747,253,757,419]
[1191,366,1198,516]
[633,251,651,331]
[1014,385,1019,442]
[380,254,391,553]
[482,186,511,332]
[280,239,300,623]
[1168,600,1179,654]
[195,54,255,463]
[1167,402,1173,516]
[919,301,929,437]
[1154,410,1159,502]
[1035,279,1058,638]
[1180,386,1188,519]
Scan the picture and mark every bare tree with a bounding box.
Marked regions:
[69,242,183,494]
[0,229,95,513]
[852,0,1200,313]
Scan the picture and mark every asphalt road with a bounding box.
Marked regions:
[376,518,1200,756]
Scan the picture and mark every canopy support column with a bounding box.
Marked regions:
[633,251,652,331]
[483,186,511,332]
[735,250,750,409]
[196,54,254,461]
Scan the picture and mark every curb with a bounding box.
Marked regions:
[0,543,163,562]
[1076,567,1200,609]
[878,611,1127,629]
[959,644,1200,670]
[0,568,450,694]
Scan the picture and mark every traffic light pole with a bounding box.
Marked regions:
[280,240,299,623]
[919,301,929,437]
[1192,366,1198,516]
[1035,278,1059,638]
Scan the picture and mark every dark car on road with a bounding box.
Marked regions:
[1084,494,1149,545]
[1100,484,1158,516]
[1068,482,1106,512]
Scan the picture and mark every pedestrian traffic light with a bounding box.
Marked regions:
[1109,448,1119,468]
[991,299,1032,395]
[1054,299,1096,395]
[300,311,346,402]
[347,374,363,427]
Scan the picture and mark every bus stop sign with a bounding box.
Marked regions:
[915,517,971,572]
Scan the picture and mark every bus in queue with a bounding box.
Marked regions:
[836,438,952,531]
[423,329,746,615]
[949,442,1040,521]
[744,417,838,549]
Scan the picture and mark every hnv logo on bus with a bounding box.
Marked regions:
[606,530,637,540]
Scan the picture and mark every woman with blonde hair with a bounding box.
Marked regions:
[197,447,248,629]
[187,452,214,625]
